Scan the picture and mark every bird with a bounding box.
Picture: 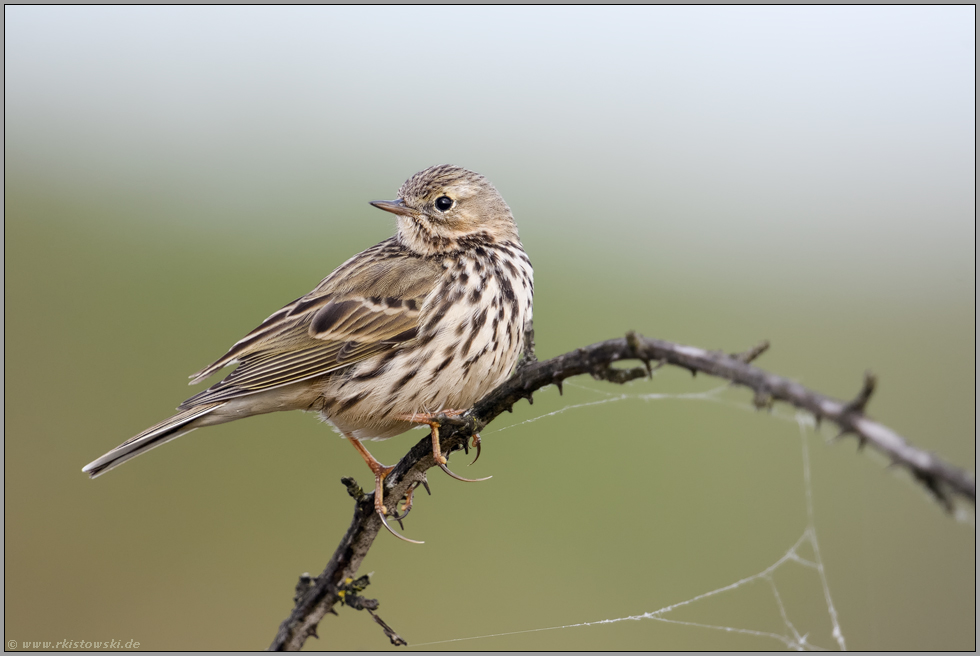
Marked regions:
[82,165,534,543]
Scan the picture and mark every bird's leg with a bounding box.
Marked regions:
[346,435,393,513]
[346,434,423,544]
[395,411,492,484]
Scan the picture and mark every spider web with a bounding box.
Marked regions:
[411,381,847,651]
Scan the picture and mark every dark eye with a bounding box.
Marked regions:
[435,196,453,212]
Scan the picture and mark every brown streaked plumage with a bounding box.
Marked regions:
[83,165,534,543]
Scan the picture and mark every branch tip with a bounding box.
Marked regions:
[341,477,365,501]
[368,609,408,647]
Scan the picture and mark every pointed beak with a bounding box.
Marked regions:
[370,199,414,217]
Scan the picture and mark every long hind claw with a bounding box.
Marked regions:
[377,510,424,544]
[438,461,492,483]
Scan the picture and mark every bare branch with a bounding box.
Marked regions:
[268,330,974,650]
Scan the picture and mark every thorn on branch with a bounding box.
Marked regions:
[307,626,319,640]
[913,470,954,514]
[843,371,877,416]
[732,340,771,364]
[832,429,865,450]
[341,477,365,501]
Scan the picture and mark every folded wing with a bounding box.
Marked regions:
[180,241,441,408]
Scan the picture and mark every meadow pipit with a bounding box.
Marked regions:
[83,165,534,542]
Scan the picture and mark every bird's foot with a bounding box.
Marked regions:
[396,411,492,483]
[372,470,424,545]
[348,434,424,544]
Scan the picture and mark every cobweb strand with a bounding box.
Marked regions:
[410,384,847,651]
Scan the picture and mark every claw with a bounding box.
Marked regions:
[390,483,418,521]
[438,461,492,483]
[378,510,424,544]
[389,503,411,528]
[469,433,482,466]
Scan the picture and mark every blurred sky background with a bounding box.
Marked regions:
[4,6,975,651]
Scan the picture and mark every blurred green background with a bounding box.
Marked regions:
[4,6,974,651]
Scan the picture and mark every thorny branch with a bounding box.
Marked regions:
[268,328,975,651]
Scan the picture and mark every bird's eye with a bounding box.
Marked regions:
[435,196,454,212]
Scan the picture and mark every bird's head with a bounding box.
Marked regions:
[371,165,519,256]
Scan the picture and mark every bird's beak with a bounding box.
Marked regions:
[370,199,414,217]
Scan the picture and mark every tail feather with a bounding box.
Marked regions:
[83,403,224,478]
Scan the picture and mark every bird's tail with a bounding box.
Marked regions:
[82,402,225,478]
